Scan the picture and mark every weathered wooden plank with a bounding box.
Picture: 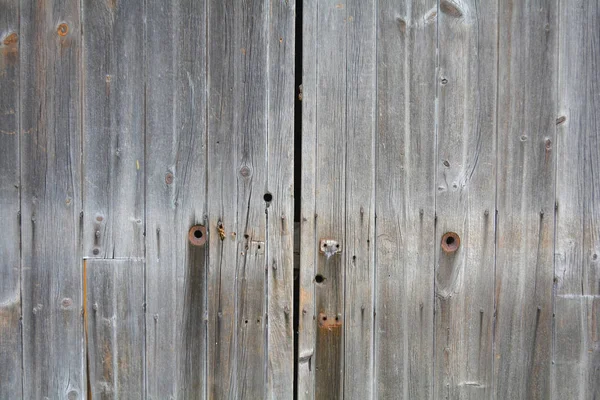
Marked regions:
[20,1,84,397]
[374,0,437,398]
[267,0,295,398]
[84,259,144,398]
[494,0,557,398]
[228,1,269,398]
[344,0,376,399]
[298,0,318,397]
[0,1,21,397]
[82,0,144,259]
[434,0,497,398]
[310,2,347,399]
[553,296,600,400]
[206,0,238,397]
[554,0,600,397]
[236,241,266,398]
[145,0,207,397]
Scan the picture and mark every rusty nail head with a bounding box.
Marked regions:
[57,23,69,36]
[188,225,207,246]
[441,232,460,253]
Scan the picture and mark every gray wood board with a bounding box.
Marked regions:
[344,0,376,397]
[312,2,347,399]
[82,0,145,259]
[0,0,21,397]
[495,0,557,398]
[434,0,497,398]
[145,0,208,398]
[266,0,296,398]
[84,259,145,398]
[20,0,85,397]
[374,0,437,398]
[554,0,600,397]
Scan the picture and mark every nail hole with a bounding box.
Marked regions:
[322,315,327,321]
[263,192,273,202]
[194,230,202,239]
[441,232,460,253]
[315,274,324,284]
[336,244,340,248]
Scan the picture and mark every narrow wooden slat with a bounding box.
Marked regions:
[267,0,295,398]
[312,2,347,399]
[554,0,600,397]
[20,0,84,397]
[0,1,21,397]
[82,0,144,259]
[145,0,207,397]
[236,241,266,398]
[206,0,238,396]
[85,259,144,398]
[298,0,318,397]
[434,0,497,398]
[495,0,557,398]
[344,0,376,399]
[229,1,269,397]
[374,1,437,398]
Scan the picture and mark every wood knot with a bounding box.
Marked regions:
[441,232,460,253]
[188,225,207,246]
[3,32,18,45]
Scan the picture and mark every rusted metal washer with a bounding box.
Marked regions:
[188,225,207,246]
[441,232,460,253]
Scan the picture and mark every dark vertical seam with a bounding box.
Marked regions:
[264,1,270,395]
[142,0,148,397]
[312,2,319,399]
[17,0,24,397]
[203,0,209,398]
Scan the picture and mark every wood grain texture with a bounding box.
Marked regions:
[312,2,347,399]
[495,0,557,398]
[0,0,21,397]
[267,0,295,398]
[298,0,318,397]
[20,0,84,397]
[374,0,437,398]
[344,0,376,399]
[554,0,600,397]
[82,0,144,259]
[434,0,497,398]
[84,259,144,398]
[145,0,207,398]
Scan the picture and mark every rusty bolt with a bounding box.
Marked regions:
[441,232,460,253]
[57,23,69,36]
[165,172,174,184]
[188,225,207,246]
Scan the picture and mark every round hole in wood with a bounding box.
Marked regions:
[188,225,207,246]
[441,232,460,253]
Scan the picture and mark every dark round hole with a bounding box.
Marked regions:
[322,315,327,321]
[446,236,454,245]
[315,274,324,284]
[194,229,203,239]
[336,244,340,248]
[323,243,328,247]
[263,192,273,202]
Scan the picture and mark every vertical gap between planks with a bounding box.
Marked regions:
[142,0,148,396]
[293,0,303,398]
[264,0,270,394]
[18,0,24,395]
[343,1,349,398]
[312,3,320,400]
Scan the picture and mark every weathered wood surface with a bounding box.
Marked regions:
[20,0,85,398]
[494,1,557,398]
[374,0,437,398]
[554,0,600,397]
[82,0,145,259]
[344,1,376,399]
[434,0,497,398]
[84,259,144,398]
[0,0,21,397]
[145,0,208,398]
